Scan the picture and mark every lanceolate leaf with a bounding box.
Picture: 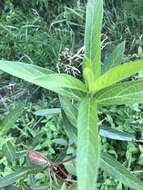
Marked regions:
[61,183,67,190]
[95,80,143,105]
[99,126,135,141]
[77,98,100,190]
[34,108,61,116]
[91,59,143,93]
[31,185,49,190]
[84,0,103,78]
[5,185,20,190]
[102,41,125,73]
[32,74,86,99]
[0,70,4,75]
[68,184,77,190]
[0,61,87,100]
[61,111,77,142]
[0,103,24,136]
[64,159,76,176]
[2,141,16,163]
[59,96,78,127]
[0,61,53,75]
[0,168,29,188]
[101,153,143,190]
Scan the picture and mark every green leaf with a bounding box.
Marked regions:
[0,61,87,100]
[32,74,86,99]
[95,80,143,105]
[31,185,49,190]
[77,98,100,190]
[0,70,4,75]
[59,96,78,127]
[84,0,103,78]
[60,95,134,142]
[69,184,77,190]
[60,97,134,141]
[91,59,143,93]
[64,159,76,176]
[34,108,61,116]
[22,184,33,190]
[0,103,24,136]
[61,183,67,190]
[99,126,135,141]
[5,185,21,190]
[102,41,125,73]
[2,141,16,164]
[101,153,143,190]
[52,138,67,146]
[0,168,29,188]
[0,61,53,75]
[61,111,77,142]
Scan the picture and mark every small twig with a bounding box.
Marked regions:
[52,162,69,177]
[59,155,76,164]
[135,139,143,143]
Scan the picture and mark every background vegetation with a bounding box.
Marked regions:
[0,0,143,189]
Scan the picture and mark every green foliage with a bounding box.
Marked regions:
[0,2,73,69]
[60,95,136,142]
[104,0,143,56]
[1,0,143,190]
[59,96,77,127]
[0,103,24,136]
[0,168,29,188]
[102,41,125,73]
[101,153,143,190]
[2,140,16,164]
[77,98,100,190]
[100,126,135,142]
[92,60,143,93]
[95,80,143,105]
[84,0,103,78]
[34,108,61,116]
[0,61,86,100]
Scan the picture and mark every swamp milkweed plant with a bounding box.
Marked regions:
[1,0,143,190]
